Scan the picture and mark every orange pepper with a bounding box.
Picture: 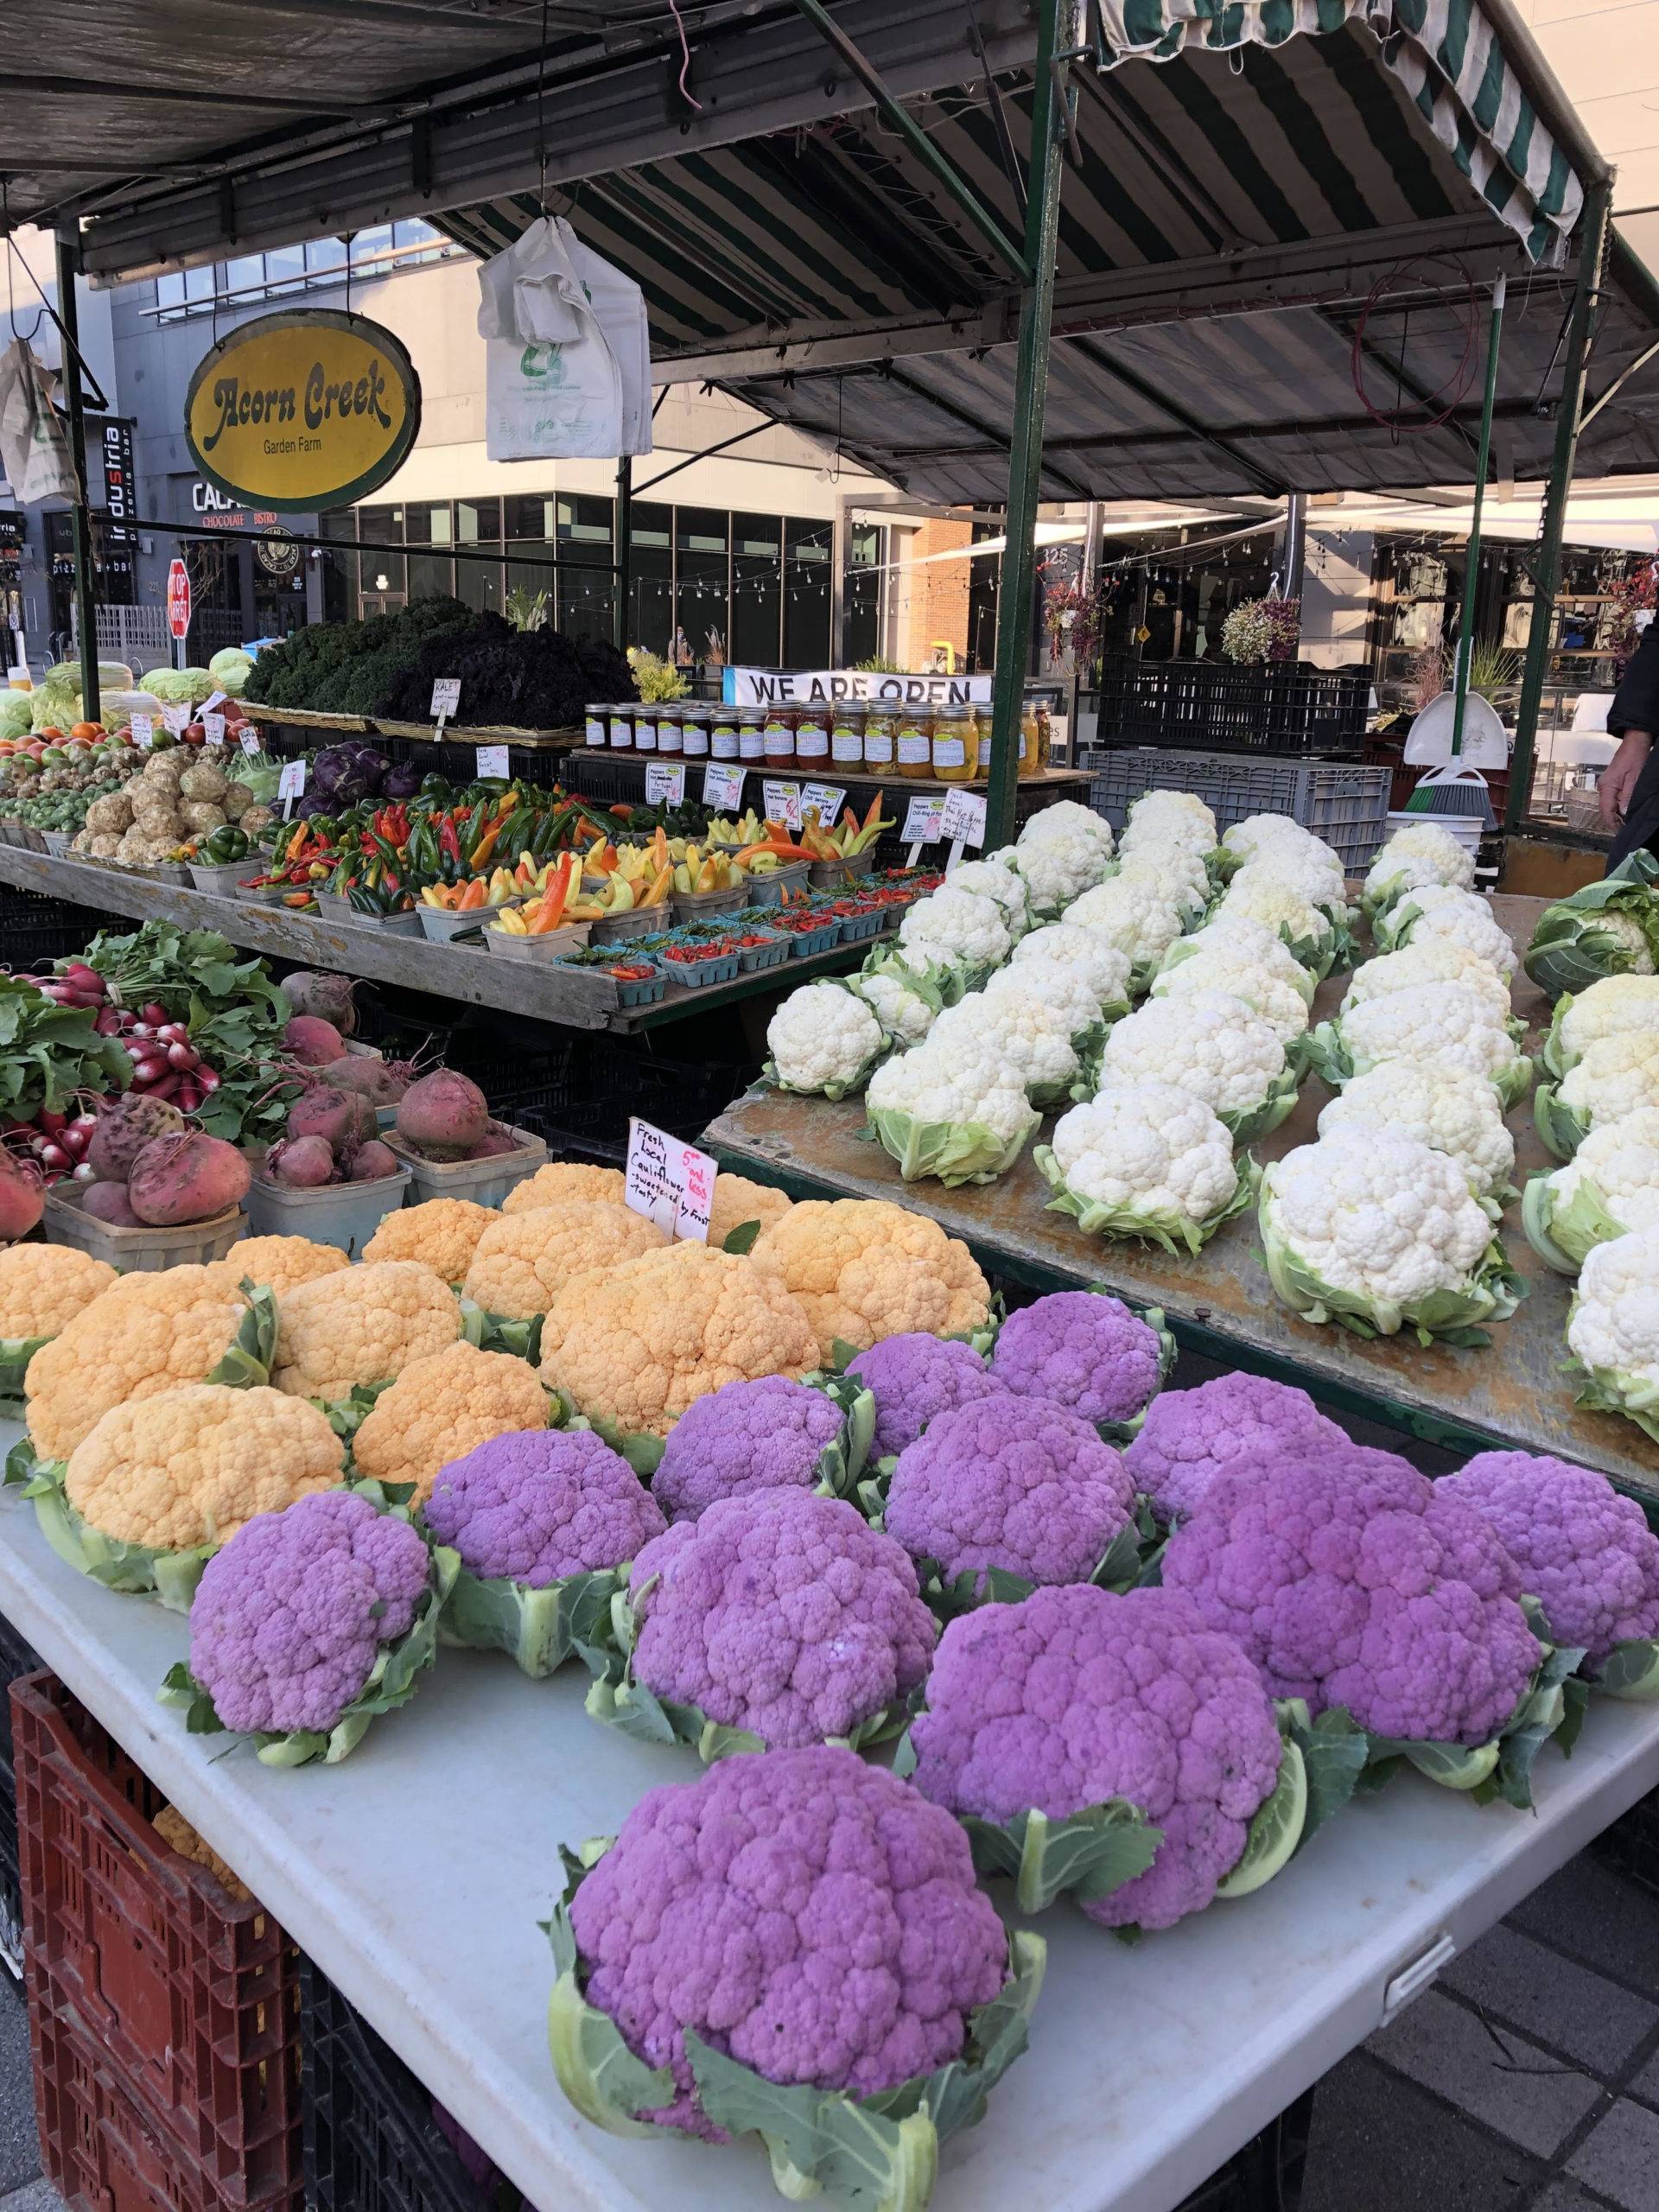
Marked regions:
[652,825,669,873]
[469,817,507,869]
[862,791,883,830]
[736,837,812,862]
[643,863,674,908]
[529,855,572,932]
[458,876,488,911]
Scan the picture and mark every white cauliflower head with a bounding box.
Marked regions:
[1151,950,1312,1046]
[1567,1227,1659,1433]
[1373,878,1488,952]
[1062,875,1187,969]
[1215,873,1338,969]
[864,1034,1037,1185]
[1228,850,1350,923]
[1318,1058,1516,1200]
[1163,914,1315,999]
[1555,1031,1659,1142]
[930,993,1081,1107]
[1262,1130,1510,1338]
[1554,976,1659,1074]
[852,968,940,1049]
[897,885,1012,974]
[981,960,1103,1052]
[765,981,887,1099]
[1010,803,1116,912]
[1118,790,1217,856]
[1221,815,1339,874]
[1111,842,1212,913]
[1531,1109,1659,1274]
[1363,824,1476,912]
[1341,940,1513,1023]
[1320,981,1530,1105]
[1018,798,1114,861]
[1010,923,1133,1012]
[1038,1080,1242,1252]
[944,857,1031,940]
[1096,988,1294,1135]
[1390,888,1518,978]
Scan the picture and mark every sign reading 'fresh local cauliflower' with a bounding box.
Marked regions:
[625,1119,715,1242]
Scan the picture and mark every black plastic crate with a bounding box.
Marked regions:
[0,888,100,973]
[1591,1788,1659,1897]
[301,1955,524,2212]
[1177,2090,1313,2211]
[1093,654,1369,757]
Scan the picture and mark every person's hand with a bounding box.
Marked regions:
[1600,730,1652,832]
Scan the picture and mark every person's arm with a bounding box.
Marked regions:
[1601,727,1651,830]
[1600,623,1659,830]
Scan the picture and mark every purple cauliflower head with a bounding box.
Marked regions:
[626,1488,936,1747]
[909,1584,1283,1929]
[884,1393,1137,1593]
[1439,1449,1659,1667]
[1163,1442,1540,1745]
[188,1489,430,1736]
[1123,1372,1346,1526]
[423,1428,666,1585]
[569,1744,1008,2126]
[652,1376,845,1522]
[845,1332,1000,1460]
[988,1291,1167,1430]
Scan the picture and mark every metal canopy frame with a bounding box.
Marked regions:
[0,0,1642,847]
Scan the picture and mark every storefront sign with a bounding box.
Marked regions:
[729,667,992,709]
[99,422,136,545]
[184,309,421,513]
[255,530,301,578]
[0,513,24,552]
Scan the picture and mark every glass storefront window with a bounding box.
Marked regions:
[629,502,675,660]
[843,522,884,667]
[505,494,556,542]
[556,495,613,644]
[784,520,831,667]
[676,507,728,664]
[355,505,405,600]
[730,513,781,667]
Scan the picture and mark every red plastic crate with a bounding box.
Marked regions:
[12,1675,301,2209]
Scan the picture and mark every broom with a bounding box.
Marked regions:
[1407,272,1506,822]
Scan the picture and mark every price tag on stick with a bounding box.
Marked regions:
[239,728,262,760]
[800,782,846,830]
[624,1117,717,1243]
[702,762,744,813]
[278,758,307,821]
[201,712,226,748]
[475,743,510,779]
[938,788,987,849]
[762,780,803,831]
[130,712,153,750]
[161,703,191,735]
[645,760,686,808]
[430,677,461,736]
[901,792,945,869]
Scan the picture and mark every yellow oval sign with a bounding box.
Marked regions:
[183,309,421,512]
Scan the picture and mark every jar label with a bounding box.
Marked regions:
[797,731,829,762]
[898,734,930,765]
[682,728,709,758]
[864,734,894,765]
[832,734,862,765]
[585,716,606,747]
[932,738,965,767]
[609,717,631,747]
[738,734,766,762]
[977,737,993,766]
[633,720,658,753]
[712,733,741,760]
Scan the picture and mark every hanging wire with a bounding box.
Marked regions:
[537,0,553,209]
[1350,256,1481,434]
[2,185,44,346]
[666,0,703,114]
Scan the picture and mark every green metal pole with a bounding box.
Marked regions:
[986,0,1070,852]
[1449,274,1506,762]
[54,226,99,722]
[1505,178,1611,833]
[613,454,632,652]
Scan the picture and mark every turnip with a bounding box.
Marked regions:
[283,1014,348,1067]
[395,1070,488,1162]
[87,1093,186,1182]
[79,1180,143,1226]
[280,971,358,1037]
[264,1136,334,1189]
[0,1151,43,1241]
[346,1140,399,1183]
[287,1084,375,1152]
[128,1130,251,1225]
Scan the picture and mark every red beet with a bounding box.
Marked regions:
[346,1140,399,1183]
[466,1122,522,1160]
[395,1070,488,1162]
[86,1093,186,1182]
[79,1180,143,1227]
[316,1054,408,1106]
[0,1150,43,1241]
[128,1131,251,1225]
[265,1135,335,1189]
[280,971,358,1037]
[283,1014,347,1067]
[288,1084,376,1152]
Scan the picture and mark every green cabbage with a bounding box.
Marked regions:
[1524,853,1659,1000]
[0,695,31,741]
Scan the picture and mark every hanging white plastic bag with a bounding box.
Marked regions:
[478,217,652,461]
[475,215,590,346]
[0,340,77,505]
[568,236,652,457]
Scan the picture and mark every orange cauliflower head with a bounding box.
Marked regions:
[27,1265,270,1464]
[351,1340,550,1503]
[0,1244,116,1342]
[502,1162,626,1216]
[230,1236,353,1299]
[750,1198,991,1363]
[271,1261,463,1402]
[463,1200,668,1321]
[537,1242,817,1437]
[361,1198,499,1285]
[65,1383,343,1551]
[706,1173,793,1251]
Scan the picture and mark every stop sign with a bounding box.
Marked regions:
[166,559,192,641]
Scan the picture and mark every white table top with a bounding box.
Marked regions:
[4,1468,1659,2212]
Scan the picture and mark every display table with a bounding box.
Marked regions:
[708,896,1659,1502]
[4,1466,1659,2212]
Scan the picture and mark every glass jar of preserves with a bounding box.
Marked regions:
[655,708,683,760]
[976,719,994,776]
[896,706,934,780]
[795,706,830,771]
[710,707,741,763]
[584,703,607,749]
[632,704,658,756]
[862,709,896,774]
[763,708,798,772]
[737,708,766,766]
[607,704,633,751]
[680,706,709,761]
[831,702,865,770]
[1018,700,1043,779]
[931,705,974,783]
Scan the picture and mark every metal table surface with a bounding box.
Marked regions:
[706,895,1659,1503]
[3,1461,1659,2212]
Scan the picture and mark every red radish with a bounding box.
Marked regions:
[36,1143,69,1173]
[138,1001,168,1026]
[283,1014,347,1067]
[288,1084,375,1152]
[167,1043,199,1071]
[346,1140,399,1183]
[37,1109,66,1136]
[79,1180,143,1225]
[146,1075,182,1101]
[93,1011,124,1037]
[156,1023,190,1046]
[132,1058,168,1086]
[280,971,358,1037]
[175,1084,201,1114]
[71,1160,97,1185]
[131,1023,156,1039]
[128,1131,251,1224]
[195,1066,222,1095]
[395,1070,488,1162]
[0,1151,43,1241]
[61,963,105,995]
[264,1136,334,1189]
[86,1093,186,1182]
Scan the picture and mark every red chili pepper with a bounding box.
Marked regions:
[439,817,462,867]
